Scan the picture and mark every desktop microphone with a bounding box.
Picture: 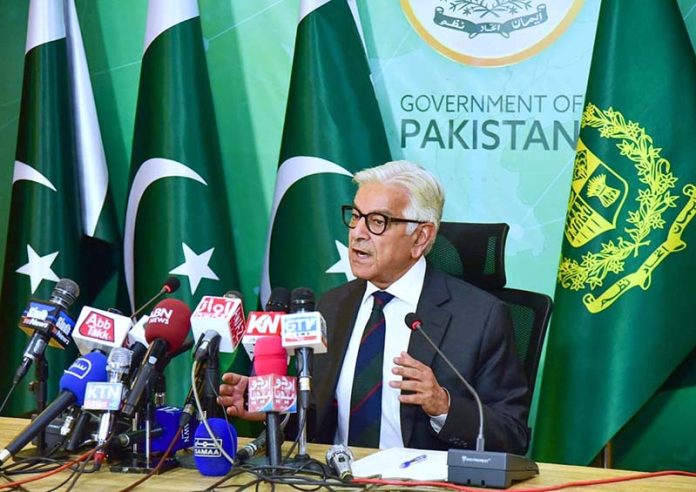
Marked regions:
[13,278,80,385]
[121,299,192,417]
[247,336,296,467]
[193,418,237,476]
[326,444,354,481]
[404,313,538,489]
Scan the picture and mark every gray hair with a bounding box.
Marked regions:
[354,160,444,251]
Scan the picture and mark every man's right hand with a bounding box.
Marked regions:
[218,372,264,421]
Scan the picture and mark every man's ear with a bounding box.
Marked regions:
[411,223,436,257]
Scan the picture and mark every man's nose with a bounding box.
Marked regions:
[350,215,371,239]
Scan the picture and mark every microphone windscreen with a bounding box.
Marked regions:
[59,351,108,405]
[404,312,421,331]
[289,287,315,313]
[145,298,191,352]
[163,276,181,293]
[265,287,290,312]
[194,418,237,476]
[253,336,287,376]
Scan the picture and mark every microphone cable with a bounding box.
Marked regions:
[0,446,96,490]
[190,360,236,466]
[0,384,17,415]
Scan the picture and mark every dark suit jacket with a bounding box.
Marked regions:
[310,263,530,454]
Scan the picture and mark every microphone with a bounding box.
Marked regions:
[403,313,539,488]
[242,287,290,360]
[190,292,246,362]
[121,299,192,417]
[281,288,327,410]
[247,336,296,467]
[109,426,164,449]
[130,276,180,320]
[14,279,80,384]
[193,418,237,476]
[326,444,354,481]
[92,347,133,467]
[72,307,133,355]
[0,351,108,465]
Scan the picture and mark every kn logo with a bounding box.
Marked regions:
[78,311,115,342]
[401,0,584,66]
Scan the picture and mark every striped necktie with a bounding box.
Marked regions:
[348,290,394,448]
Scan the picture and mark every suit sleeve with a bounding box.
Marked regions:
[436,299,531,454]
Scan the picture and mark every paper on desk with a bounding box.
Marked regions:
[353,447,447,481]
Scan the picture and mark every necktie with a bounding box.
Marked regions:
[348,290,394,448]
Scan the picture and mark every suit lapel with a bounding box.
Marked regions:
[401,264,452,446]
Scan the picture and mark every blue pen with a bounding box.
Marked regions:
[399,453,427,468]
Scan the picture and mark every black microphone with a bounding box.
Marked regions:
[326,444,354,481]
[121,299,192,417]
[13,278,80,384]
[265,287,290,312]
[129,276,180,320]
[404,313,538,489]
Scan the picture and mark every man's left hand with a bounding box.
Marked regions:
[389,351,449,416]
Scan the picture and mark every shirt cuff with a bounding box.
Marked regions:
[429,387,450,434]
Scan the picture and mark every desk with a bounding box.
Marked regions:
[0,417,694,491]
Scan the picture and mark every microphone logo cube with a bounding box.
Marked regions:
[280,312,328,354]
[78,311,115,342]
[74,307,132,355]
[247,375,297,413]
[191,296,245,353]
[82,382,124,410]
[19,300,60,336]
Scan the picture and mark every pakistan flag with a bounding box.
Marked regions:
[260,0,391,303]
[1,0,119,415]
[125,0,240,405]
[532,0,696,466]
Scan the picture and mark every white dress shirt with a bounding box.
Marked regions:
[334,256,430,448]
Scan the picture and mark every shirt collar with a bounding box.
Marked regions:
[362,256,427,307]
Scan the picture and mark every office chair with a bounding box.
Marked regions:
[491,287,552,395]
[426,221,509,290]
[427,221,553,394]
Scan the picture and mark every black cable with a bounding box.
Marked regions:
[63,445,100,492]
[0,383,18,415]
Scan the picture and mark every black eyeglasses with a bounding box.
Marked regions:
[341,205,426,236]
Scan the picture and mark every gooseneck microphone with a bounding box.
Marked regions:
[129,276,180,320]
[404,313,485,451]
[0,351,108,465]
[121,299,192,417]
[403,313,538,488]
[14,278,80,385]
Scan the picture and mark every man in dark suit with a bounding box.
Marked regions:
[220,160,529,454]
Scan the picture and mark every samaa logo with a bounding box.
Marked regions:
[401,0,584,66]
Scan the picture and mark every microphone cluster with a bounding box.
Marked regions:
[0,279,348,483]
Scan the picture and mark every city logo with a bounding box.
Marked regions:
[559,104,696,313]
[401,0,584,66]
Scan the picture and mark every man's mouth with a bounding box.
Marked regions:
[351,246,371,259]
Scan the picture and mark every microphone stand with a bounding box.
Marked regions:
[32,354,48,455]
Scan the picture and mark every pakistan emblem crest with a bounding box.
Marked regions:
[559,104,696,313]
[401,0,584,66]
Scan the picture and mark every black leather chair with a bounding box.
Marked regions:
[427,221,552,395]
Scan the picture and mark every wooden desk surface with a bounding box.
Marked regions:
[0,417,694,491]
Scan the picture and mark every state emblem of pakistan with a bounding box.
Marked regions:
[559,104,696,313]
